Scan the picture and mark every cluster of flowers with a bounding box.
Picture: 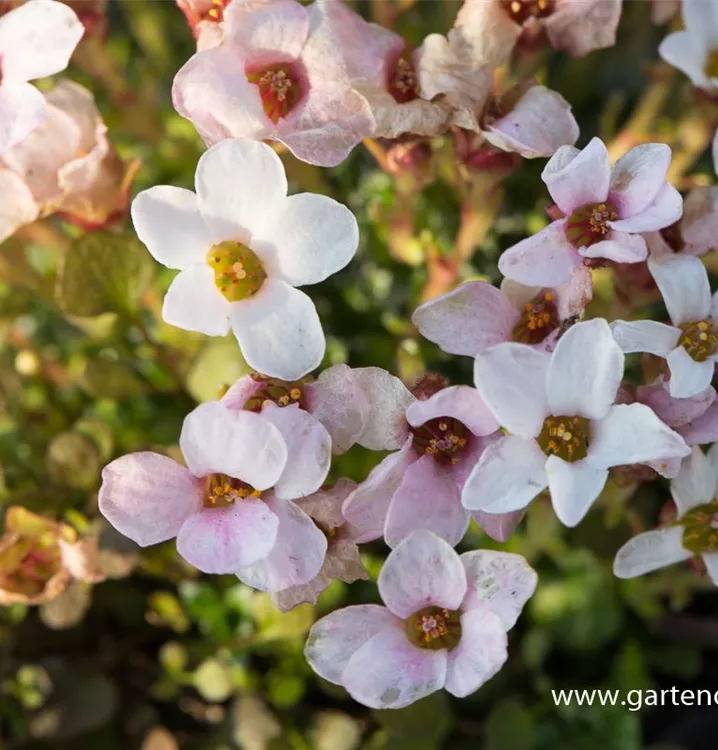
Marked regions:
[5,0,718,711]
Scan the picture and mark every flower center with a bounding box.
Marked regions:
[536,415,590,462]
[410,417,470,464]
[565,202,618,249]
[204,473,260,509]
[678,318,718,362]
[706,50,718,79]
[243,374,307,411]
[679,499,718,554]
[202,0,230,22]
[206,241,266,302]
[406,606,462,651]
[246,62,303,124]
[511,290,560,345]
[500,0,554,23]
[388,53,420,104]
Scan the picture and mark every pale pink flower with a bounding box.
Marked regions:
[272,479,369,612]
[463,319,690,527]
[412,273,591,359]
[176,0,228,50]
[99,401,330,591]
[612,255,718,398]
[305,530,537,709]
[499,138,683,287]
[341,370,525,546]
[131,138,358,381]
[172,0,374,167]
[0,0,84,154]
[614,446,718,585]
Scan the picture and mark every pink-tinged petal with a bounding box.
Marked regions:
[611,320,680,357]
[0,0,83,81]
[260,404,331,500]
[547,319,624,420]
[224,0,308,57]
[679,402,718,445]
[0,80,46,155]
[648,254,712,326]
[542,138,610,214]
[176,499,279,574]
[342,626,447,709]
[668,347,715,399]
[578,231,647,263]
[0,168,38,242]
[235,496,326,590]
[342,440,417,542]
[452,432,501,489]
[296,477,356,530]
[412,281,517,357]
[608,143,672,217]
[384,456,470,548]
[180,401,287,489]
[473,343,549,438]
[460,550,538,630]
[444,609,507,698]
[461,435,548,513]
[195,139,287,243]
[353,367,414,451]
[498,221,580,287]
[702,553,718,585]
[609,183,683,234]
[484,85,579,159]
[681,186,718,257]
[99,452,203,547]
[471,509,525,543]
[254,193,358,287]
[406,385,499,437]
[637,380,715,427]
[659,31,711,90]
[131,186,211,270]
[162,265,231,337]
[304,605,401,685]
[230,279,324,381]
[556,264,594,318]
[220,375,266,411]
[378,530,467,618]
[613,527,690,578]
[543,0,622,57]
[303,364,369,455]
[546,455,608,527]
[589,403,690,469]
[671,446,715,515]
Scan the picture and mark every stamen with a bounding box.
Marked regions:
[243,374,308,412]
[706,49,718,79]
[679,499,718,554]
[206,242,266,302]
[246,62,304,124]
[410,417,471,464]
[565,202,618,249]
[387,52,420,104]
[511,289,560,345]
[536,415,590,462]
[500,0,554,24]
[204,473,261,509]
[678,318,718,362]
[406,606,462,651]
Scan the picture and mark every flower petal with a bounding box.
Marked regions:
[659,30,711,89]
[180,401,287,489]
[461,435,548,513]
[384,456,470,548]
[648,254,712,326]
[260,404,331,500]
[162,265,231,337]
[352,367,414,450]
[0,80,46,155]
[636,379,715,427]
[608,143,673,218]
[99,452,203,547]
[682,185,718,255]
[224,0,309,57]
[667,347,715,399]
[578,231,647,264]
[0,167,39,242]
[546,319,624,420]
[671,446,716,515]
[608,183,683,233]
[176,499,279,574]
[304,605,401,685]
[230,279,324,381]
[702,552,718,585]
[611,320,680,357]
[546,455,608,527]
[473,343,549,438]
[378,530,467,618]
[678,402,718,445]
[406,385,499,437]
[471,510,525,543]
[235,496,326,590]
[219,375,266,411]
[613,527,690,578]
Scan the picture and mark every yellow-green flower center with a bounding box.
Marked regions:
[511,290,560,345]
[405,606,462,651]
[678,318,718,362]
[536,415,590,463]
[207,241,266,302]
[243,374,308,412]
[706,50,718,79]
[679,499,718,554]
[500,0,554,24]
[204,473,260,509]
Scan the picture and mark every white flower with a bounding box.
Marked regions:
[614,446,718,585]
[612,255,718,399]
[462,319,690,527]
[131,139,359,381]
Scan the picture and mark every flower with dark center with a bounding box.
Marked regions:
[500,0,554,25]
[678,318,718,362]
[406,606,462,651]
[387,53,420,104]
[410,417,470,465]
[679,499,718,554]
[565,202,618,248]
[511,290,560,344]
[536,415,590,463]
[246,62,305,124]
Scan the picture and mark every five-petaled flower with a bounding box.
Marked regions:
[304,529,537,708]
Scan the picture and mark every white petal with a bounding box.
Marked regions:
[0,168,38,242]
[405,385,498,437]
[179,401,288,489]
[578,231,648,264]
[461,435,548,513]
[702,553,718,585]
[682,0,718,47]
[659,31,711,90]
[671,446,716,515]
[608,183,683,234]
[230,279,324,381]
[546,456,608,527]
[473,343,549,438]
[668,347,715,399]
[195,139,287,243]
[648,254,712,325]
[611,320,680,357]
[608,144,672,218]
[162,265,231,337]
[613,527,690,578]
[546,319,624,420]
[225,0,309,57]
[353,367,414,451]
[0,80,46,155]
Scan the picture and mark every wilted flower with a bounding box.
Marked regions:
[614,446,718,584]
[305,530,537,708]
[0,0,84,154]
[131,138,358,380]
[99,401,331,591]
[612,255,718,398]
[499,138,683,286]
[463,319,690,526]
